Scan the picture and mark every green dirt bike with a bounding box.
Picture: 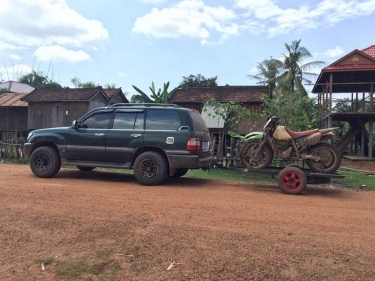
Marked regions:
[240,116,341,174]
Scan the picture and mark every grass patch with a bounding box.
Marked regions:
[333,168,375,190]
[55,248,120,281]
[186,168,276,184]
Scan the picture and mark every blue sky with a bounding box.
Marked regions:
[0,0,374,99]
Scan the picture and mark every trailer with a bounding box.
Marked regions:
[224,164,344,195]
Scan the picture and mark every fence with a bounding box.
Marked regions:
[0,142,27,161]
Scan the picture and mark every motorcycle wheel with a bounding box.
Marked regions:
[305,143,341,174]
[240,140,273,169]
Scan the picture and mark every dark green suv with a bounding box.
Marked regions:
[23,103,213,185]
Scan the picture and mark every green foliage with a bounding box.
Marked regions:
[262,93,319,130]
[204,98,263,130]
[18,70,62,89]
[131,82,172,103]
[178,74,218,89]
[0,88,7,95]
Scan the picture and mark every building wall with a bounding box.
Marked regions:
[0,107,28,131]
[28,102,91,129]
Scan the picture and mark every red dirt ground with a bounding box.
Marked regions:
[0,163,374,281]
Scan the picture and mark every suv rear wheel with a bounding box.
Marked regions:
[30,146,61,178]
[134,151,168,185]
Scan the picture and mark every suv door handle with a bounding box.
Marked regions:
[95,133,105,137]
[131,134,142,138]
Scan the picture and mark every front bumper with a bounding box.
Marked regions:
[23,143,32,157]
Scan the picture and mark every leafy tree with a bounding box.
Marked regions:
[248,57,283,98]
[70,77,98,88]
[0,88,7,95]
[276,40,324,96]
[178,74,218,89]
[18,70,62,89]
[262,93,319,131]
[131,82,172,103]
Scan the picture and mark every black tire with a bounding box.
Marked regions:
[305,143,341,174]
[134,151,168,185]
[278,167,307,195]
[30,146,61,178]
[76,166,95,172]
[172,168,189,178]
[240,140,273,169]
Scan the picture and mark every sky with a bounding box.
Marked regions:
[0,0,374,100]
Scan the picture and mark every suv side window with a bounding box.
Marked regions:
[113,112,144,129]
[80,112,113,129]
[145,109,180,130]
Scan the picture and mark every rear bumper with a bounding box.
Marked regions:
[167,152,213,170]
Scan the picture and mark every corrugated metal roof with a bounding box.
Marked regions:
[169,86,268,103]
[0,93,28,107]
[201,105,225,129]
[0,81,34,94]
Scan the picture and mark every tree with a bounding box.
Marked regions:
[178,74,218,89]
[276,39,324,96]
[18,70,62,89]
[248,57,283,98]
[131,82,172,103]
[70,77,98,88]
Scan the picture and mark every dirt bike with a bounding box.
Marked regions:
[240,116,341,173]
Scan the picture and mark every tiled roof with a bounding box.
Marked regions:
[0,81,34,94]
[362,45,375,58]
[0,93,28,107]
[104,89,121,98]
[324,64,375,71]
[21,87,108,102]
[169,86,269,103]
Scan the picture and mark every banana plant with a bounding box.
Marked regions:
[131,81,171,103]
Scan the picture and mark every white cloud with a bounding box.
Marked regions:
[141,0,166,5]
[132,0,238,44]
[0,64,33,80]
[0,0,109,47]
[33,46,91,62]
[234,0,375,37]
[324,46,345,57]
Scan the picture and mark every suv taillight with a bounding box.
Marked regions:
[187,137,201,151]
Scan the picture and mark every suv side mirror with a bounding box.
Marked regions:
[72,120,78,129]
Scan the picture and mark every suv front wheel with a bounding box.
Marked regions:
[134,151,168,186]
[30,146,61,178]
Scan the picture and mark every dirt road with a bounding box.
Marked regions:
[1,164,374,281]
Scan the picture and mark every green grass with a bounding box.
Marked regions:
[333,168,375,191]
[186,167,276,184]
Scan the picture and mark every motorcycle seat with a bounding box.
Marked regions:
[285,127,319,139]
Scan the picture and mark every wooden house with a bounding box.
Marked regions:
[104,88,129,104]
[21,87,111,130]
[0,93,28,140]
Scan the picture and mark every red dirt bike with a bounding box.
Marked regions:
[240,116,341,174]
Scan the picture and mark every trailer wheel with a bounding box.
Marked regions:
[278,167,307,195]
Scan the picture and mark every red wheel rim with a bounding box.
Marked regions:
[281,171,303,191]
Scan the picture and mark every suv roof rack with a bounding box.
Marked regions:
[107,103,180,108]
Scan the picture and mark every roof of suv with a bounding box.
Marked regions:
[105,103,180,109]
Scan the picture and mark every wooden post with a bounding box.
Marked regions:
[329,73,333,114]
[362,92,365,112]
[371,84,374,112]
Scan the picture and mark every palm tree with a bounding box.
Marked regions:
[248,57,283,98]
[276,40,325,96]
